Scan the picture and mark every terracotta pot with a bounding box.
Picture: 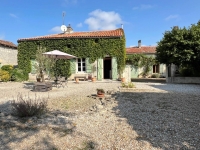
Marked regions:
[97,92,105,98]
[75,78,79,83]
[97,93,105,97]
[121,77,125,83]
[92,77,96,82]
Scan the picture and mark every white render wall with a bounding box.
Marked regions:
[0,45,18,66]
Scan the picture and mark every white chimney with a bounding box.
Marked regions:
[121,24,123,29]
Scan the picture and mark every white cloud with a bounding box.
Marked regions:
[49,26,62,33]
[165,15,179,21]
[84,9,123,31]
[77,23,82,28]
[9,13,18,18]
[133,4,154,10]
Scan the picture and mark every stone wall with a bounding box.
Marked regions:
[0,45,18,67]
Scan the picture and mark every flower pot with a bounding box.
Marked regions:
[121,77,125,83]
[92,77,96,82]
[97,92,105,98]
[75,78,79,83]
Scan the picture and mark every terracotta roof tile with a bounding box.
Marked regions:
[126,46,156,54]
[0,40,17,48]
[18,28,124,42]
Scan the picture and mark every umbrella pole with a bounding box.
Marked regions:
[55,57,58,82]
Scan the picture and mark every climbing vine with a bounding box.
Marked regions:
[126,54,156,77]
[17,32,126,76]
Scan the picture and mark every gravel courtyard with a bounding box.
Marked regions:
[0,81,200,150]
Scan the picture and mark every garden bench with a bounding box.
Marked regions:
[74,75,87,81]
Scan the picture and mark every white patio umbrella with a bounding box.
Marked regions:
[42,50,77,81]
[42,50,77,59]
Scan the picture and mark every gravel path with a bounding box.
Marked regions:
[0,81,200,150]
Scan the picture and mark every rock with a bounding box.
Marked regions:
[89,105,97,111]
[96,104,104,109]
[0,112,4,117]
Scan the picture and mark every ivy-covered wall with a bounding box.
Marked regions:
[17,35,126,75]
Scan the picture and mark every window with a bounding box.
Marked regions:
[77,58,86,72]
[153,64,159,73]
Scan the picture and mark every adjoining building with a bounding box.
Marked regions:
[0,40,18,67]
[125,40,166,81]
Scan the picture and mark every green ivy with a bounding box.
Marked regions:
[18,34,126,76]
[126,54,156,76]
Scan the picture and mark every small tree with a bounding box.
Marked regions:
[34,47,55,82]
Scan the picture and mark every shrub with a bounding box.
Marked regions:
[11,94,48,117]
[11,68,28,82]
[128,82,135,88]
[1,65,13,73]
[121,82,135,88]
[0,69,10,82]
[151,73,160,78]
[96,88,105,93]
[179,67,194,77]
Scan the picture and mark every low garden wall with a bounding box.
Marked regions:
[167,77,200,84]
[131,78,166,83]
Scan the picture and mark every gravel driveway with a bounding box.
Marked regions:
[0,81,200,150]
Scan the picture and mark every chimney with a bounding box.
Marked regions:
[138,40,141,48]
[121,24,123,29]
[66,24,73,33]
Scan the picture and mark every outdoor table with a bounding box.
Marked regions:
[33,82,52,92]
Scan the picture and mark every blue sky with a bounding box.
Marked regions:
[0,0,200,47]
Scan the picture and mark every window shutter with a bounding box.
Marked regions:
[97,58,103,80]
[112,57,118,80]
[70,59,76,73]
[86,58,92,73]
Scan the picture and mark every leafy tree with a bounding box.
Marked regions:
[35,47,55,82]
[53,59,71,79]
[156,21,200,76]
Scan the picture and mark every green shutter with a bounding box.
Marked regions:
[70,59,76,74]
[112,57,118,80]
[86,58,92,73]
[131,65,138,78]
[30,59,37,74]
[97,58,103,80]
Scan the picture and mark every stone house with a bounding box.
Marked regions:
[124,40,166,81]
[0,40,17,67]
[17,26,125,81]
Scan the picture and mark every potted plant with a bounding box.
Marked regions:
[96,88,105,97]
[91,76,96,82]
[118,66,125,82]
[91,64,96,82]
[36,74,41,82]
[75,77,79,83]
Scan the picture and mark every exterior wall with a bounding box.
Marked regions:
[69,59,98,81]
[0,45,18,67]
[69,57,118,81]
[124,53,166,79]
